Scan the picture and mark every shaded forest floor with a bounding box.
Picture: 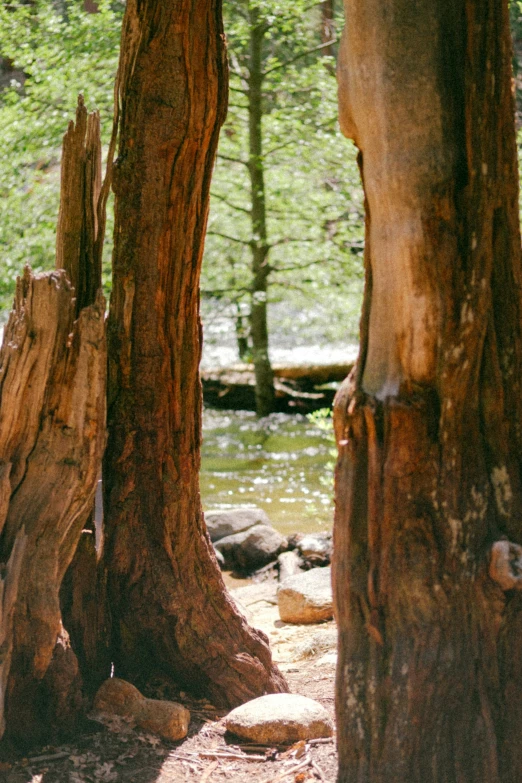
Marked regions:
[0,580,338,783]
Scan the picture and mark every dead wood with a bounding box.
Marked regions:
[0,96,107,748]
[56,94,102,315]
[201,362,353,412]
[0,269,106,746]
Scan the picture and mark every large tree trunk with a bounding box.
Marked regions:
[334,1,522,781]
[103,0,286,708]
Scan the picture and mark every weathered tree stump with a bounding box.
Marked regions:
[56,96,112,698]
[0,270,106,747]
[0,96,107,748]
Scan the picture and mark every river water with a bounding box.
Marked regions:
[200,408,335,537]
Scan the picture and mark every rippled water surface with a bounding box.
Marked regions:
[201,409,334,536]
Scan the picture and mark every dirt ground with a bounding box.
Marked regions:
[0,579,338,783]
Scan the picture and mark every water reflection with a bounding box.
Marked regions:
[201,409,334,536]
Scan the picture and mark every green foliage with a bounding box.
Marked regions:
[0,0,364,353]
[202,0,365,352]
[0,0,122,314]
[307,406,335,488]
[307,406,334,439]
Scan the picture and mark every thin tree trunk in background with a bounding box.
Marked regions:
[248,6,275,417]
[335,1,522,781]
[103,0,286,707]
[320,0,336,60]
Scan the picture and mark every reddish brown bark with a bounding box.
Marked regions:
[0,271,106,748]
[335,1,522,781]
[103,0,286,707]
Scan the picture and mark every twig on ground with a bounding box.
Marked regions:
[309,737,334,746]
[311,759,328,781]
[260,754,312,783]
[27,751,70,763]
[201,760,219,783]
[184,750,268,762]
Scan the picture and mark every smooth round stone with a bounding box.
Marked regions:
[225,693,333,744]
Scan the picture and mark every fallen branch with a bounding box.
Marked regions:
[311,759,328,781]
[183,750,268,762]
[27,751,71,764]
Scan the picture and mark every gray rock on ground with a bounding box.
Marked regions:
[277,566,333,624]
[215,523,287,572]
[278,549,303,582]
[204,507,272,542]
[297,532,332,565]
[225,693,333,744]
[231,582,278,607]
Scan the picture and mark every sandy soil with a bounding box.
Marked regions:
[0,582,338,783]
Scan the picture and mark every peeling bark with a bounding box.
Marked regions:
[0,270,106,747]
[335,1,522,780]
[103,0,286,708]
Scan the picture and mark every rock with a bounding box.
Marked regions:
[278,550,303,582]
[136,699,190,740]
[204,507,272,542]
[231,582,278,608]
[213,545,225,568]
[215,524,287,572]
[93,678,190,741]
[93,677,142,717]
[286,532,303,551]
[297,532,332,566]
[294,626,338,659]
[277,566,333,624]
[225,693,333,744]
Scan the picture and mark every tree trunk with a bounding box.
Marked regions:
[58,96,111,698]
[103,0,286,709]
[235,304,250,362]
[335,1,522,781]
[248,6,275,418]
[0,270,106,748]
[320,0,336,60]
[0,97,107,749]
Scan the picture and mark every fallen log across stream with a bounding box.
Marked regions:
[201,362,354,413]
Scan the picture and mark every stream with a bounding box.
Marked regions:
[200,408,335,537]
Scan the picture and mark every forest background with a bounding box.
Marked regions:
[1,0,522,370]
[0,0,363,364]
